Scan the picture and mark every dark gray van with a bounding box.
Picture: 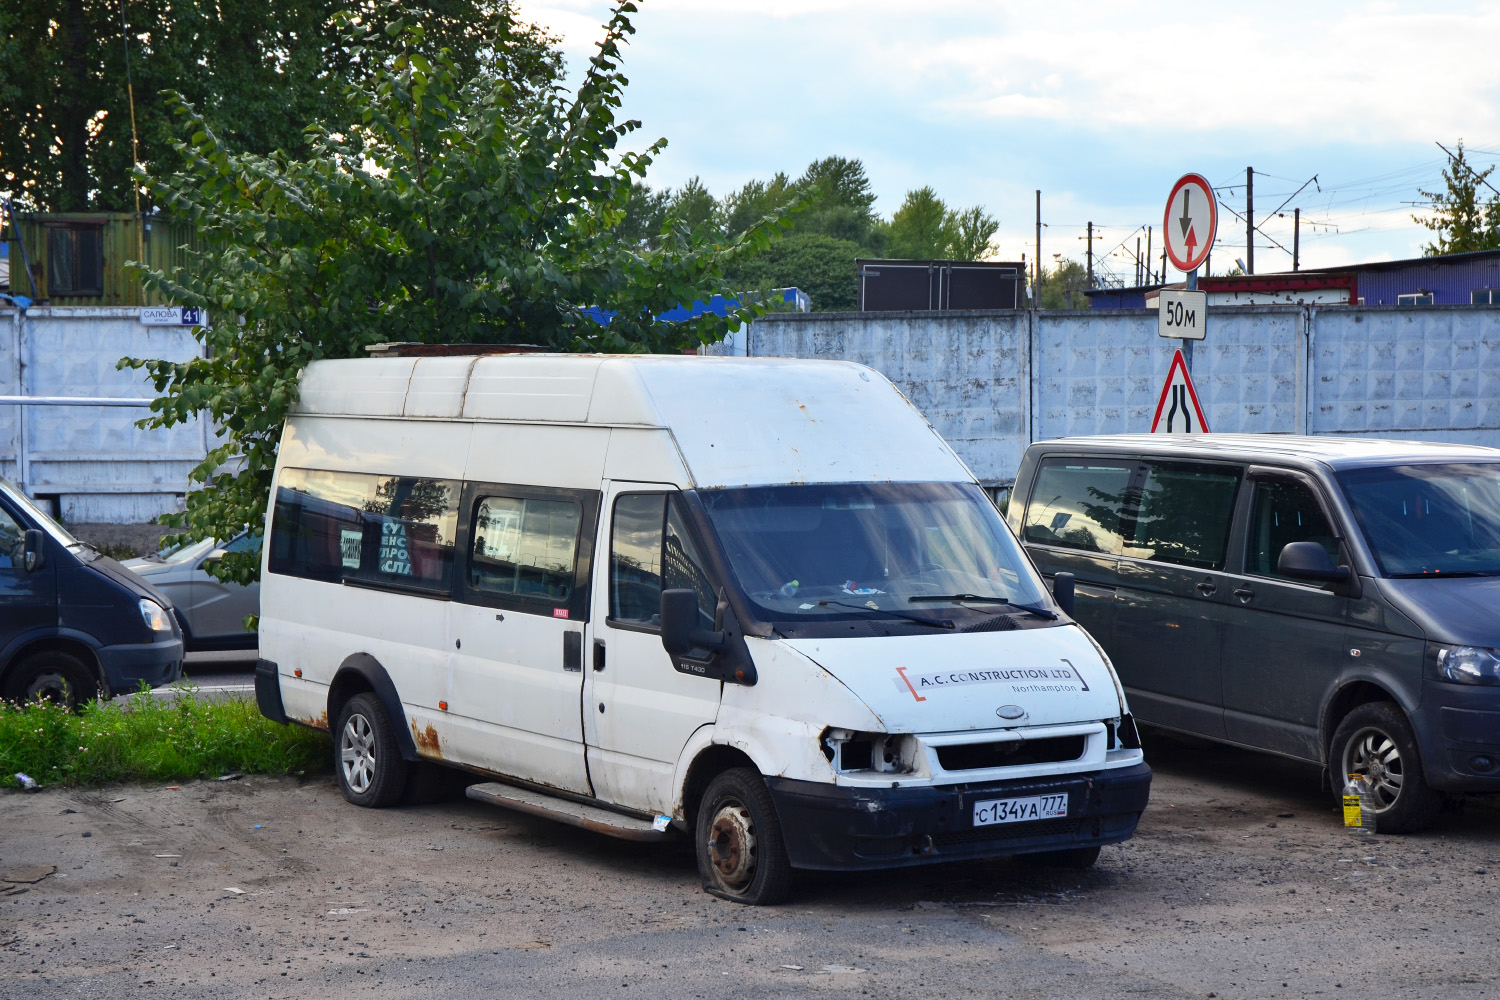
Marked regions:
[1,475,184,707]
[1010,434,1500,832]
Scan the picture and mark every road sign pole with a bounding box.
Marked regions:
[1183,268,1198,372]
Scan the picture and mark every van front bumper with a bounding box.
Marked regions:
[96,639,183,696]
[1416,680,1500,792]
[764,761,1152,871]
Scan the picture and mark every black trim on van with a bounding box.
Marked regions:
[255,659,287,724]
[331,653,419,762]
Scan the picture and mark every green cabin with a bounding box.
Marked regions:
[4,212,202,306]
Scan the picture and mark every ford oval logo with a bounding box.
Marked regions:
[996,704,1026,720]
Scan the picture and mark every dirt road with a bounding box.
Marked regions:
[4,732,1498,999]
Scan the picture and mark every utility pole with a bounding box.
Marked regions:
[1293,207,1300,271]
[1135,236,1142,286]
[1145,226,1153,283]
[1034,189,1042,302]
[1086,221,1094,287]
[1245,166,1254,275]
[1160,247,1167,284]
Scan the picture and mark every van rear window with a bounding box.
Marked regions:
[268,469,460,593]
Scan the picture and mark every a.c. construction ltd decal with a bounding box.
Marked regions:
[895,660,1090,703]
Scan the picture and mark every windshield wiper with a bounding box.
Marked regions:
[816,600,954,629]
[908,594,1059,620]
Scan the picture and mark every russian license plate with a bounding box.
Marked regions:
[973,793,1069,827]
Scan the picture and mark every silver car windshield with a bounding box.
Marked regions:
[0,477,81,549]
[1337,462,1500,578]
[698,481,1050,622]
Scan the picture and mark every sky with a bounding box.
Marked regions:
[516,0,1500,285]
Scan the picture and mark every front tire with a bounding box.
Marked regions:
[1331,702,1441,834]
[3,650,98,711]
[695,767,792,905]
[335,692,410,808]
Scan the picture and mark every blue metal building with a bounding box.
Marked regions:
[1086,248,1500,308]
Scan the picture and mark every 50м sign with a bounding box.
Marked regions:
[1158,288,1206,340]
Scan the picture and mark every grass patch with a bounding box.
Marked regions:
[0,686,330,788]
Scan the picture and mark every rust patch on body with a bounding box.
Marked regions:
[412,721,443,758]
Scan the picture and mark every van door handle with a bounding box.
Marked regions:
[1233,586,1255,604]
[563,631,583,672]
[593,640,606,672]
[1195,580,1217,596]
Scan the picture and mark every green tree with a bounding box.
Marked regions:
[727,233,867,312]
[0,0,517,212]
[948,205,1000,261]
[666,176,722,239]
[1037,260,1091,309]
[1414,140,1500,256]
[886,186,953,259]
[721,172,796,239]
[120,3,792,586]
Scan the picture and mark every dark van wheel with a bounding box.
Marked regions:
[3,650,98,710]
[335,692,410,808]
[1331,702,1441,834]
[695,767,792,906]
[1025,845,1102,869]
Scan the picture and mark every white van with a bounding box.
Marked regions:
[255,352,1150,904]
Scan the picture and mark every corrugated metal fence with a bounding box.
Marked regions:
[1,306,207,522]
[723,305,1500,489]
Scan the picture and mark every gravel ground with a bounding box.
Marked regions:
[3,730,1498,999]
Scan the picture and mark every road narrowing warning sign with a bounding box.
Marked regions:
[1150,349,1209,434]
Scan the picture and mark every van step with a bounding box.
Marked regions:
[465,782,669,842]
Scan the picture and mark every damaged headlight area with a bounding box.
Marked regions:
[821,728,922,774]
[1104,714,1143,751]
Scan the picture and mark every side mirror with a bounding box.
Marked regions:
[1051,571,1076,617]
[1278,540,1351,583]
[660,588,726,659]
[204,548,227,565]
[22,529,45,573]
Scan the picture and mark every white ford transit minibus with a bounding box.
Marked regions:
[256,352,1150,904]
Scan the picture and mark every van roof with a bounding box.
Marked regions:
[1029,433,1500,470]
[292,354,972,489]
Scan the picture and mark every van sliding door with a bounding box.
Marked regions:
[444,483,600,795]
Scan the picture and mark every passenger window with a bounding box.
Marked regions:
[609,494,716,630]
[223,532,260,555]
[610,494,665,624]
[1125,462,1240,570]
[1247,479,1339,580]
[1022,459,1134,556]
[267,468,460,592]
[666,503,718,633]
[0,507,21,570]
[469,496,581,602]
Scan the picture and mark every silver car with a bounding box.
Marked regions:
[125,534,260,653]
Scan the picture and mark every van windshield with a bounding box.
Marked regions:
[0,477,80,549]
[697,482,1052,626]
[1337,463,1500,578]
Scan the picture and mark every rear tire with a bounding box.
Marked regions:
[695,767,792,905]
[1330,701,1441,834]
[1024,845,1101,869]
[335,692,410,808]
[3,650,98,711]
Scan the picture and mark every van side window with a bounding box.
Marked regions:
[609,494,716,630]
[267,469,460,592]
[1247,479,1339,579]
[469,496,581,602]
[0,507,21,569]
[666,502,717,633]
[1021,459,1133,555]
[1126,462,1241,570]
[610,494,665,624]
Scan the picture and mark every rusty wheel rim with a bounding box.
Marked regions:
[707,798,757,890]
